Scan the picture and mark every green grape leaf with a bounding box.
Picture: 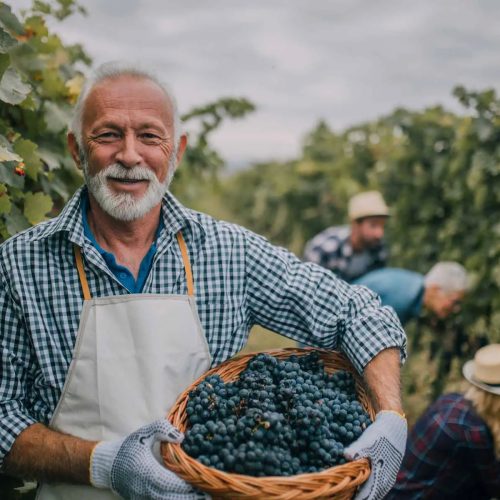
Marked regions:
[23,191,53,225]
[24,15,49,38]
[19,94,37,111]
[32,1,52,16]
[5,204,30,235]
[13,139,43,180]
[0,161,25,188]
[38,147,63,170]
[0,53,10,80]
[0,26,17,54]
[0,134,11,148]
[0,67,31,104]
[40,68,66,99]
[0,3,25,35]
[0,145,22,162]
[44,101,71,133]
[42,172,72,199]
[0,183,11,214]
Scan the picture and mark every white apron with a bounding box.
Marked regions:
[37,233,212,499]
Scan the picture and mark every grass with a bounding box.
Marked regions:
[240,326,298,354]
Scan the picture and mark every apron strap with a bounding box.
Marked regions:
[73,232,194,299]
[176,232,194,297]
[74,245,92,300]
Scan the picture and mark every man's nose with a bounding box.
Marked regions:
[115,134,142,167]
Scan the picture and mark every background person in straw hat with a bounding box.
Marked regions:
[387,344,500,499]
[304,191,390,282]
[352,262,468,325]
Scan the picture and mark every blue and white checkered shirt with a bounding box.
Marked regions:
[304,225,388,282]
[0,187,406,464]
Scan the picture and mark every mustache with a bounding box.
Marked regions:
[99,163,157,182]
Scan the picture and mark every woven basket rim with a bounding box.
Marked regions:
[162,348,374,499]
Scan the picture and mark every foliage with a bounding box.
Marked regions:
[370,90,500,350]
[0,1,255,243]
[0,0,89,241]
[218,121,369,255]
[214,87,500,405]
[172,97,255,207]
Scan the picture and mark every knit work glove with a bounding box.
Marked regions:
[344,411,407,500]
[91,419,208,499]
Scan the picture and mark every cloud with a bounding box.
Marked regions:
[13,0,500,165]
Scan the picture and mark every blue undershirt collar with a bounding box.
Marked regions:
[81,193,164,293]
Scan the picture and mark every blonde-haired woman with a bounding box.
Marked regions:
[387,344,500,499]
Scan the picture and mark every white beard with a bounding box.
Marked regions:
[82,155,177,222]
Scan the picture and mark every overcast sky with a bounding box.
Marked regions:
[16,0,500,168]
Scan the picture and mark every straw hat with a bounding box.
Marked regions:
[462,344,500,395]
[348,191,390,221]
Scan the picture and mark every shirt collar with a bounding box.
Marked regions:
[30,186,86,245]
[160,191,206,242]
[29,186,206,246]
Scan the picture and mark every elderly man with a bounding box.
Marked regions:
[304,191,390,282]
[352,262,468,325]
[0,63,407,500]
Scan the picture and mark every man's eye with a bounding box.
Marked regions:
[141,133,161,140]
[96,132,120,140]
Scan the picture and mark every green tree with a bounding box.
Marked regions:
[215,87,500,409]
[172,97,255,207]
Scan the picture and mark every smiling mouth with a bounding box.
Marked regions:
[108,177,148,184]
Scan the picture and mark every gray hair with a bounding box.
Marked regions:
[69,61,182,150]
[425,261,469,294]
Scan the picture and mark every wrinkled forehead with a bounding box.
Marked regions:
[82,75,175,129]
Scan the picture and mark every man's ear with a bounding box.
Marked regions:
[67,133,82,169]
[175,133,188,167]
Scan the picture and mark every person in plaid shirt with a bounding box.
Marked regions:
[387,344,500,499]
[303,191,390,283]
[0,62,407,500]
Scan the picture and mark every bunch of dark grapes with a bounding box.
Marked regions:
[181,352,371,477]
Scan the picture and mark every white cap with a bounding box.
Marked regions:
[463,344,500,395]
[348,191,390,221]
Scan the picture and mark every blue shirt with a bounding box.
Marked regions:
[81,193,163,293]
[353,268,424,324]
[0,187,406,464]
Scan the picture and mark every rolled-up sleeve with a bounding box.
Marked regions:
[338,284,407,372]
[245,230,406,373]
[0,265,37,466]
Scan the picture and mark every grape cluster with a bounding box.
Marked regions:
[181,352,371,477]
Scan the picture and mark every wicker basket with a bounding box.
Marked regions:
[162,348,375,499]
